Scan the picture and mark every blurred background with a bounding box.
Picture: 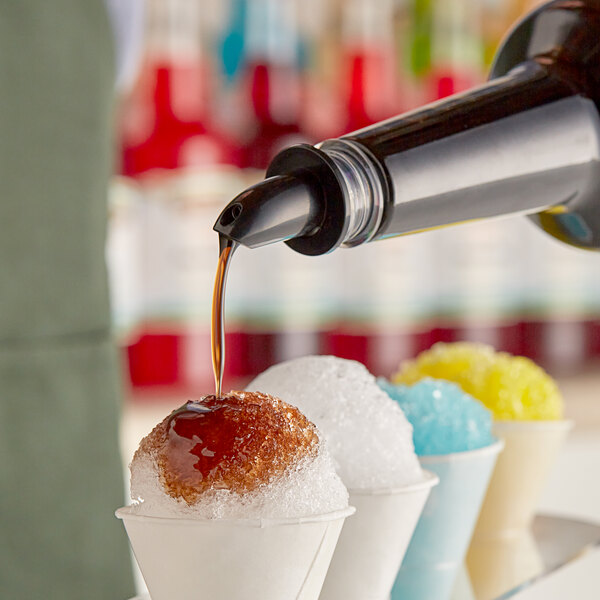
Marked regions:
[109,0,600,403]
[112,2,600,593]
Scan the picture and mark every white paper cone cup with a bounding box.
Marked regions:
[470,420,572,541]
[116,505,354,600]
[319,471,438,600]
[467,529,543,600]
[392,440,504,600]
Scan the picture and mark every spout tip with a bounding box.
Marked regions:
[216,202,243,230]
[213,175,321,249]
[213,196,249,243]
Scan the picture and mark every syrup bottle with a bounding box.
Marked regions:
[215,1,600,257]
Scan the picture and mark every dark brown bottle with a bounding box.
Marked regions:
[215,0,600,254]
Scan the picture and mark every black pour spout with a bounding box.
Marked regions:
[214,143,370,255]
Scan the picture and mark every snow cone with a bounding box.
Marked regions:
[381,378,502,600]
[394,343,571,590]
[250,356,437,600]
[117,391,353,600]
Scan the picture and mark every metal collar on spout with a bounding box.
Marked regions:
[317,139,386,248]
[266,141,387,253]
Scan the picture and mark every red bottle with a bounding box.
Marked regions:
[239,0,308,170]
[426,0,486,101]
[339,0,399,133]
[120,0,236,393]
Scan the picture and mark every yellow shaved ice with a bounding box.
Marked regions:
[393,342,563,421]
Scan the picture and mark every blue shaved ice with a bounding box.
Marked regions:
[378,378,494,456]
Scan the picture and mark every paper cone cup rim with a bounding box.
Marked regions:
[348,469,439,496]
[419,438,505,464]
[493,419,574,432]
[115,504,355,528]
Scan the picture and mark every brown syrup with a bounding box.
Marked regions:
[143,391,319,503]
[211,234,238,397]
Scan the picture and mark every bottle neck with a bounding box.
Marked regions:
[347,60,578,159]
[332,60,600,244]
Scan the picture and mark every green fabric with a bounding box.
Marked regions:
[0,339,135,598]
[0,1,135,598]
[0,1,113,339]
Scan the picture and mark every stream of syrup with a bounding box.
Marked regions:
[211,234,238,397]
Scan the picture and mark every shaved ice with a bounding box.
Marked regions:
[249,355,423,490]
[394,343,563,420]
[379,378,494,455]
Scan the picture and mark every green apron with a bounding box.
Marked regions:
[0,2,135,598]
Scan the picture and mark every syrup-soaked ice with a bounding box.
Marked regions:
[130,391,348,519]
[249,356,424,490]
[378,378,494,456]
